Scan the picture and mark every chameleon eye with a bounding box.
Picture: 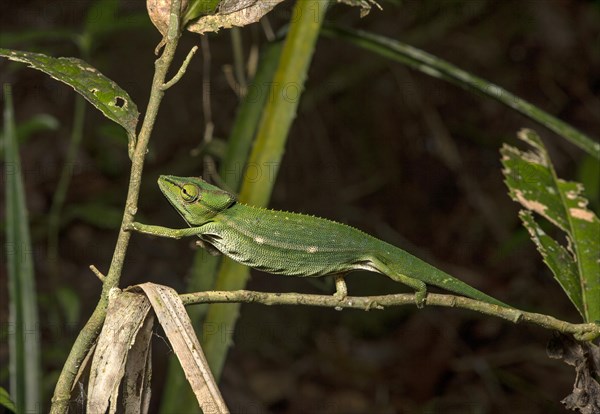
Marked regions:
[181,184,199,203]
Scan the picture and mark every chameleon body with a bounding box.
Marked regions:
[128,175,508,307]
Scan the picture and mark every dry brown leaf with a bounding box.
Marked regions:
[147,0,189,36]
[137,283,229,413]
[87,289,152,414]
[187,0,284,34]
[123,313,155,414]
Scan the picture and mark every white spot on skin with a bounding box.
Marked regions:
[255,236,264,244]
[569,208,594,222]
[307,246,318,253]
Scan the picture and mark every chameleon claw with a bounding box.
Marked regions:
[365,300,383,311]
[415,290,427,309]
[123,222,137,232]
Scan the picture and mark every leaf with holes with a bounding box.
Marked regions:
[519,210,583,317]
[0,48,139,137]
[501,129,600,322]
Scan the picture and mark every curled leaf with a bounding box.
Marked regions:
[187,0,284,34]
[147,0,190,36]
[336,0,382,18]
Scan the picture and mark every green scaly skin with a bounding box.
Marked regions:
[127,175,509,308]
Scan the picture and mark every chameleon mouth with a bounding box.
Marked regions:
[157,175,194,226]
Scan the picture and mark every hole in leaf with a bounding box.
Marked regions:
[115,97,125,108]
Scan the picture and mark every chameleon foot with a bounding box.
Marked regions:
[414,289,427,309]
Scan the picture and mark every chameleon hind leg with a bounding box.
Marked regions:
[392,272,427,308]
[368,257,427,308]
[333,273,348,301]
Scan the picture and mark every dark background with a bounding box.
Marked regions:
[1,0,599,412]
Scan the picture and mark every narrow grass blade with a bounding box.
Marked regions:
[322,25,600,160]
[4,84,41,413]
[221,40,284,190]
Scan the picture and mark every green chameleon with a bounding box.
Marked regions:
[127,175,508,308]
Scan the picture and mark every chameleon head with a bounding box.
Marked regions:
[157,175,236,225]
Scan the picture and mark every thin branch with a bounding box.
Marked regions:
[180,290,600,341]
[162,45,199,90]
[50,1,185,412]
[89,265,105,283]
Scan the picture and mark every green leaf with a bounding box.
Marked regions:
[519,211,583,317]
[0,48,139,137]
[4,84,41,414]
[0,387,16,413]
[501,129,600,322]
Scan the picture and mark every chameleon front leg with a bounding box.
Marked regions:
[125,222,206,239]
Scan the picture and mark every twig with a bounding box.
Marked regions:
[162,46,199,90]
[180,290,600,341]
[49,1,185,412]
[88,265,105,283]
